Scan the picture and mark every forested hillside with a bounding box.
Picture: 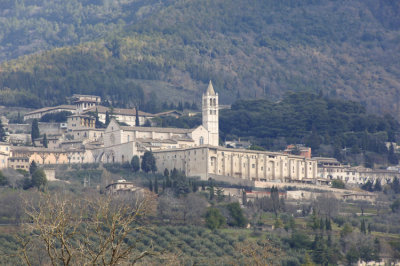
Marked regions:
[0,0,170,61]
[0,0,400,118]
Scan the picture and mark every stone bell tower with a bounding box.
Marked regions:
[202,80,219,146]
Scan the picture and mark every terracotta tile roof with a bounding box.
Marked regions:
[84,105,155,117]
[121,126,194,134]
[25,105,76,116]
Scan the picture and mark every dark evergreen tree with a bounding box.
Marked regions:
[360,219,366,234]
[271,186,280,216]
[392,177,400,194]
[149,179,153,192]
[242,190,247,205]
[135,107,140,126]
[163,168,169,177]
[191,102,198,110]
[141,151,157,173]
[43,134,48,148]
[0,119,6,142]
[31,168,47,190]
[319,217,325,231]
[178,101,183,111]
[374,179,382,191]
[192,180,198,192]
[29,160,38,175]
[361,180,374,192]
[226,202,247,227]
[166,176,172,188]
[388,143,398,165]
[105,111,110,126]
[130,155,140,172]
[171,168,178,179]
[31,119,40,145]
[105,38,121,59]
[154,177,158,194]
[325,217,332,231]
[333,145,343,162]
[216,187,225,202]
[94,108,104,128]
[208,185,214,200]
[0,170,8,186]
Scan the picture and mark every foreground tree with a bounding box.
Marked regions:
[15,191,156,265]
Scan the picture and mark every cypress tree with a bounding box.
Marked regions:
[0,119,6,142]
[105,111,110,126]
[242,190,247,205]
[360,219,366,234]
[43,134,48,148]
[388,143,398,165]
[135,106,140,126]
[31,119,40,145]
[154,177,158,194]
[163,168,169,177]
[29,160,38,175]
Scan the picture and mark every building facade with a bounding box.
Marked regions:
[154,146,317,181]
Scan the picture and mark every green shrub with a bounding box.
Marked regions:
[205,208,226,230]
[226,202,247,227]
[332,179,346,189]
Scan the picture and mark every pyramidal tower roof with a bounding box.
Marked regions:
[206,80,216,95]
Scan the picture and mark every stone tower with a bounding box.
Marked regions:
[202,80,219,146]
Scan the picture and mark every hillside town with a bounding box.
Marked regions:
[0,81,398,190]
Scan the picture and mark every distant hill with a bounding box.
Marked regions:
[0,0,399,118]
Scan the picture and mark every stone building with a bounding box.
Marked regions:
[153,146,317,181]
[73,94,101,114]
[67,114,95,130]
[98,82,221,164]
[23,105,76,121]
[83,105,154,127]
[0,142,10,169]
[105,179,146,196]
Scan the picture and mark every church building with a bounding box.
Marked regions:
[99,81,220,163]
[99,81,317,183]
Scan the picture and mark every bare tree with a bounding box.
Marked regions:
[15,190,157,265]
[314,193,339,218]
[181,193,208,225]
[157,191,208,225]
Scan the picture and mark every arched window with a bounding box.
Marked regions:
[200,136,204,145]
[213,98,216,106]
[210,98,213,106]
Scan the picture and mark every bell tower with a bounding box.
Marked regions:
[202,80,219,146]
